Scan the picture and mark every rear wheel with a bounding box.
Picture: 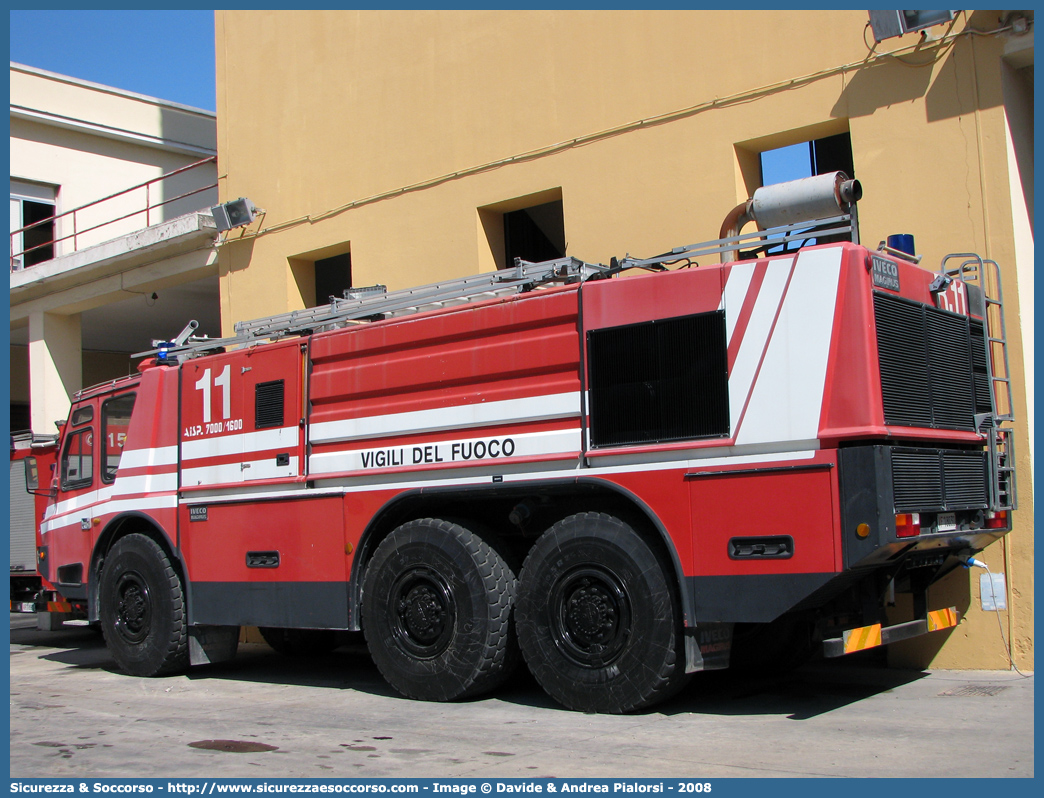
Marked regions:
[259,627,339,657]
[516,512,687,713]
[99,534,188,676]
[362,518,518,701]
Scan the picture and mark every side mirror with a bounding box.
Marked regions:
[24,456,39,491]
[24,456,56,497]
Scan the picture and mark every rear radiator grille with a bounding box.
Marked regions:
[891,448,988,512]
[874,293,981,431]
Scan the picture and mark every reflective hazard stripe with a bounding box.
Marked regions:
[842,623,883,654]
[927,607,959,632]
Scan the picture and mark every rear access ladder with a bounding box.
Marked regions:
[941,253,1017,511]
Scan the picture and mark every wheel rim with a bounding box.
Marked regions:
[390,567,455,658]
[548,566,632,668]
[114,570,152,645]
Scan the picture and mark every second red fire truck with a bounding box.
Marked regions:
[23,173,1016,712]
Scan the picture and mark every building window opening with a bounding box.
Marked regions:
[20,200,55,266]
[314,252,352,306]
[504,200,565,266]
[759,131,854,253]
[11,180,58,269]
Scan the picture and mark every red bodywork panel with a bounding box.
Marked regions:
[37,242,992,628]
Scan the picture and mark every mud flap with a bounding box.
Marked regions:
[684,623,733,673]
[189,625,240,665]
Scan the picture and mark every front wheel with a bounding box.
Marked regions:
[98,533,189,676]
[516,513,688,713]
[362,518,518,701]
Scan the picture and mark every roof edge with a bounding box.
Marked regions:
[10,61,216,118]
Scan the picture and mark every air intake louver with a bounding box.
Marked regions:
[588,311,729,447]
[891,448,988,512]
[969,320,993,417]
[255,380,285,429]
[874,293,979,431]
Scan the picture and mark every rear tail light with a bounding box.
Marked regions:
[984,510,1008,529]
[895,512,921,538]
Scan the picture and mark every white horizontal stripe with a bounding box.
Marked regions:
[46,469,175,520]
[181,485,346,505]
[181,426,299,461]
[591,447,817,476]
[49,486,115,518]
[323,449,819,495]
[174,449,819,503]
[586,439,819,470]
[181,456,300,487]
[309,392,581,444]
[111,472,179,496]
[119,446,178,470]
[42,494,178,534]
[309,428,581,476]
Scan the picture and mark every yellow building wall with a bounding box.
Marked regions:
[214,9,1032,670]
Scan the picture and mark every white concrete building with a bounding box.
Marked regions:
[9,63,221,434]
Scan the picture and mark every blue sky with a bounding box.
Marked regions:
[9,10,216,111]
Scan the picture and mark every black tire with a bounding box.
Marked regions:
[259,627,339,657]
[516,512,688,713]
[98,533,189,676]
[362,518,518,702]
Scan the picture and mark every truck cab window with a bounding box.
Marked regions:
[60,427,94,491]
[102,393,136,483]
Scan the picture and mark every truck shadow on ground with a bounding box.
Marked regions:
[13,621,926,720]
[10,623,114,669]
[666,660,927,720]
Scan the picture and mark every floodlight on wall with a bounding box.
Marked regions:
[211,197,260,231]
[868,10,958,42]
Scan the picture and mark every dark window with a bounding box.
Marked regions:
[504,200,565,265]
[9,403,30,432]
[70,405,93,426]
[760,132,855,186]
[61,428,94,491]
[21,200,55,266]
[587,311,729,447]
[759,132,855,253]
[255,380,285,429]
[315,252,352,306]
[808,132,855,180]
[101,393,136,483]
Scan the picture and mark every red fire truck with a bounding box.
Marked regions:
[10,434,75,627]
[22,173,1016,713]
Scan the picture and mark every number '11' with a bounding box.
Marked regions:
[195,365,231,422]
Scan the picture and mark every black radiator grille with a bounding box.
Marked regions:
[969,320,993,417]
[874,293,979,431]
[587,311,728,447]
[891,448,988,512]
[255,380,285,429]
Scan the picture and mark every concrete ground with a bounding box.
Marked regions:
[9,613,1034,779]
